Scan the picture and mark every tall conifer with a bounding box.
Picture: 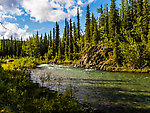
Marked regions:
[85,4,90,46]
[55,22,60,55]
[77,7,80,41]
[69,19,73,60]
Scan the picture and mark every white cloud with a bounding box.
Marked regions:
[0,0,95,22]
[68,6,83,17]
[87,0,95,4]
[0,0,20,9]
[0,22,32,40]
[77,0,83,5]
[24,25,29,30]
[22,0,68,22]
[33,27,45,32]
[54,0,76,9]
[21,0,93,22]
[0,0,23,15]
[0,0,95,40]
[30,17,36,22]
[2,14,17,20]
[0,23,6,33]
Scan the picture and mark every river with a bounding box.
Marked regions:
[30,64,150,112]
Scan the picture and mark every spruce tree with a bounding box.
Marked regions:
[49,31,52,49]
[10,35,13,57]
[135,0,143,42]
[77,7,80,53]
[73,22,77,59]
[0,40,2,58]
[113,26,121,66]
[55,22,60,55]
[126,0,132,30]
[65,19,69,60]
[121,0,126,29]
[68,19,73,60]
[85,4,90,47]
[93,21,98,45]
[20,37,24,57]
[2,37,5,57]
[109,0,119,42]
[137,0,143,17]
[13,39,17,57]
[77,7,80,41]
[64,19,67,59]
[90,13,95,43]
[43,33,48,54]
[39,34,44,56]
[58,40,61,61]
[52,28,55,58]
[97,4,105,27]
[40,34,43,43]
[16,42,19,57]
[105,5,109,37]
[130,0,134,27]
[142,0,149,42]
[61,37,65,59]
[35,31,39,43]
[47,31,52,59]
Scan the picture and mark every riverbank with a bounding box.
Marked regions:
[73,46,150,74]
[48,60,150,74]
[1,57,150,112]
[46,45,150,74]
[0,57,91,113]
[74,63,150,73]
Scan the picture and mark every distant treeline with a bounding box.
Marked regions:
[0,0,150,69]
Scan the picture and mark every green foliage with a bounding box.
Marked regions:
[1,57,37,71]
[85,4,91,46]
[69,19,73,60]
[0,65,88,113]
[55,22,60,55]
[0,0,149,71]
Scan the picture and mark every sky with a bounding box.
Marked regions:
[0,0,121,40]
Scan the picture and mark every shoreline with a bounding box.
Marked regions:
[47,61,150,74]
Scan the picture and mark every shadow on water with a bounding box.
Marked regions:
[68,78,131,82]
[66,78,133,85]
[63,78,150,113]
[92,87,150,113]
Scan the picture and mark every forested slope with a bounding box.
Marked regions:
[0,0,149,72]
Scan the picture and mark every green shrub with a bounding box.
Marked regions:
[1,57,40,71]
[0,66,89,113]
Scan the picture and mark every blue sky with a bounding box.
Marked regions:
[0,0,121,40]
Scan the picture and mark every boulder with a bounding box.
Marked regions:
[76,46,113,71]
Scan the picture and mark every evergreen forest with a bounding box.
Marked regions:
[0,0,150,71]
[0,0,150,112]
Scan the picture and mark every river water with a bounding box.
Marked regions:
[30,64,150,112]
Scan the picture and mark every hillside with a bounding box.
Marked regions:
[76,45,150,73]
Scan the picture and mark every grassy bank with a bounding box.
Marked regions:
[0,57,90,113]
[1,57,47,71]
